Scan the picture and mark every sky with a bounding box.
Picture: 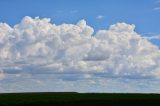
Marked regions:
[0,0,160,93]
[0,0,160,45]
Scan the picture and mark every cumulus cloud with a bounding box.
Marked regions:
[0,16,160,92]
[0,16,160,76]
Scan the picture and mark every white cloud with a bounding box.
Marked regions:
[0,16,160,92]
[1,74,160,93]
[143,35,160,40]
[0,16,160,76]
[154,7,160,10]
[96,15,105,19]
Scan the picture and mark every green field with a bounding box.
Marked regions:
[0,92,160,106]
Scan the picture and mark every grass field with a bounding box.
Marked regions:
[0,92,160,106]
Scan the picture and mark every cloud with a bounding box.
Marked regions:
[0,16,160,92]
[0,16,159,77]
[154,7,160,11]
[0,70,5,80]
[143,35,160,40]
[154,0,160,11]
[1,74,160,93]
[96,15,105,19]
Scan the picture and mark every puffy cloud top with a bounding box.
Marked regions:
[0,16,160,80]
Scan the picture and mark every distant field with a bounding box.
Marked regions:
[0,92,160,106]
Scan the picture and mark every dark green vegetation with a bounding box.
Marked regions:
[0,92,160,106]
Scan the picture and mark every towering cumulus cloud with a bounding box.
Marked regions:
[0,16,160,92]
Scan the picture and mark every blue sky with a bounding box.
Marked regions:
[0,0,160,93]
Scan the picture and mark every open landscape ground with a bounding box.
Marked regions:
[0,92,160,106]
